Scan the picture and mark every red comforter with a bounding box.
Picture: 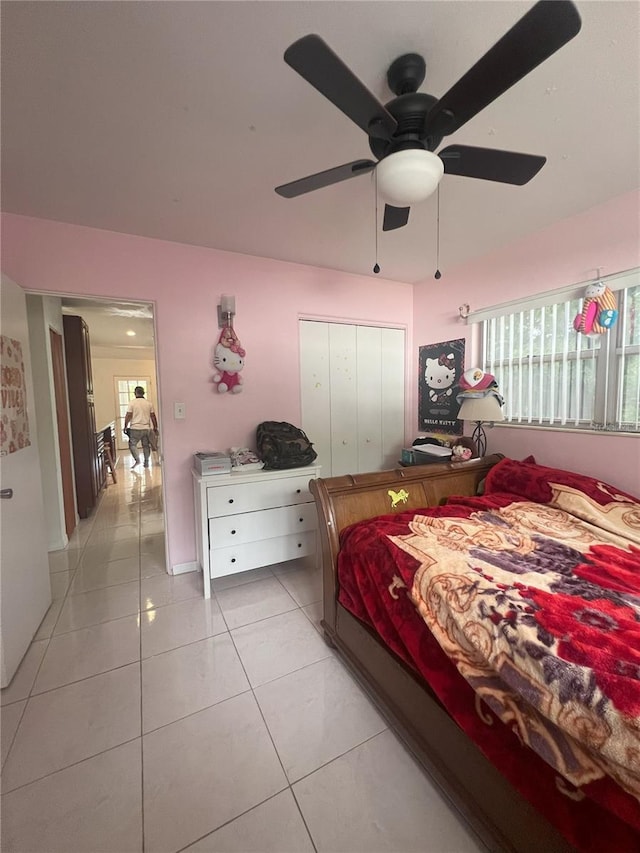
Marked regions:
[337,457,640,851]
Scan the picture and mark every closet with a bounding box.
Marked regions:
[300,320,405,477]
[63,314,101,517]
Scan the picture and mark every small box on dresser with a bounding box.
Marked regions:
[192,464,322,597]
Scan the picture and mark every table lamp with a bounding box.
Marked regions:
[457,394,505,457]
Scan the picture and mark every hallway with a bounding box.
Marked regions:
[1,458,484,852]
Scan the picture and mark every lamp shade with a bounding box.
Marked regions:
[457,395,505,423]
[376,150,444,207]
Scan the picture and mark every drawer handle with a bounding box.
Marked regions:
[299,517,304,523]
[231,557,236,563]
[296,489,301,494]
[228,498,234,504]
[297,543,302,548]
[231,530,236,535]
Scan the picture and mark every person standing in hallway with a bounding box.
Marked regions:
[124,386,158,468]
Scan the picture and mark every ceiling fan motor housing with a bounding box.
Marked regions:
[369,91,442,161]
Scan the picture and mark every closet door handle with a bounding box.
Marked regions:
[0,488,13,499]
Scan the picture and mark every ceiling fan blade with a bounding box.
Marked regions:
[275,159,376,198]
[382,205,410,231]
[425,0,581,138]
[440,145,546,184]
[284,34,398,141]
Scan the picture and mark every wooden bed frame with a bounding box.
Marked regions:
[309,455,575,853]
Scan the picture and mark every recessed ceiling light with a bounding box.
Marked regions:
[126,330,136,337]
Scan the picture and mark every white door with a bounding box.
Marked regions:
[356,325,383,473]
[299,321,332,473]
[300,320,406,477]
[0,275,51,687]
[329,324,359,476]
[380,327,406,469]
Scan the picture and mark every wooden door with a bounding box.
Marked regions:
[81,320,99,498]
[49,329,76,538]
[63,314,99,517]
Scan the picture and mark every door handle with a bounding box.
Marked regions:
[0,488,14,499]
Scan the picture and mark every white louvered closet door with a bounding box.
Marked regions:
[380,327,406,469]
[300,320,405,477]
[298,320,332,475]
[356,325,383,473]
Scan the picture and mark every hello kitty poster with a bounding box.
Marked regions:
[418,338,465,435]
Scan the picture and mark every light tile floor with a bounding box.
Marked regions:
[1,458,487,853]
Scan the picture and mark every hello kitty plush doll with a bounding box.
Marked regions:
[213,326,245,393]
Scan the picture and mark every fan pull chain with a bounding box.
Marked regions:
[373,171,380,274]
[434,185,442,280]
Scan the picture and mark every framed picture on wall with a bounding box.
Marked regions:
[418,338,465,435]
[1,335,31,455]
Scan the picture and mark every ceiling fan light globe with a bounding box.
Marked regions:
[376,150,444,207]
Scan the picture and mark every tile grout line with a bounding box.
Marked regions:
[138,475,147,853]
[224,619,301,840]
[2,500,104,758]
[28,659,141,700]
[289,785,319,853]
[223,595,322,634]
[24,517,93,701]
[172,789,293,853]
[0,734,142,797]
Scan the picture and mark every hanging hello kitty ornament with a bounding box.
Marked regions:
[573,281,618,336]
[213,316,245,393]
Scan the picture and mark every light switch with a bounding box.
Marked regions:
[174,402,186,419]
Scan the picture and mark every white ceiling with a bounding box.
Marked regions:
[2,1,639,284]
[61,297,155,357]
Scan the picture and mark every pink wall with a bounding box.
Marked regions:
[1,214,413,570]
[412,189,640,496]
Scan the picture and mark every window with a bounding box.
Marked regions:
[479,269,640,433]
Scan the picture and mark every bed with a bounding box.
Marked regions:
[309,454,640,853]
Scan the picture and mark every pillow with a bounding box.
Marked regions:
[484,456,638,505]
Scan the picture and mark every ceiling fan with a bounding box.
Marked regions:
[275,0,581,232]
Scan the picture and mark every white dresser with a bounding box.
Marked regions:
[192,465,322,597]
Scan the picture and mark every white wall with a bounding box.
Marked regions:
[25,294,73,550]
[92,356,158,443]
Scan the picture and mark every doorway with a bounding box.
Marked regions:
[25,293,167,571]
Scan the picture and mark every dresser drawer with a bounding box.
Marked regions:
[206,474,313,517]
[209,504,317,548]
[210,531,316,577]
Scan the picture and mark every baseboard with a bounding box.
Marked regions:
[48,533,69,552]
[171,561,199,576]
